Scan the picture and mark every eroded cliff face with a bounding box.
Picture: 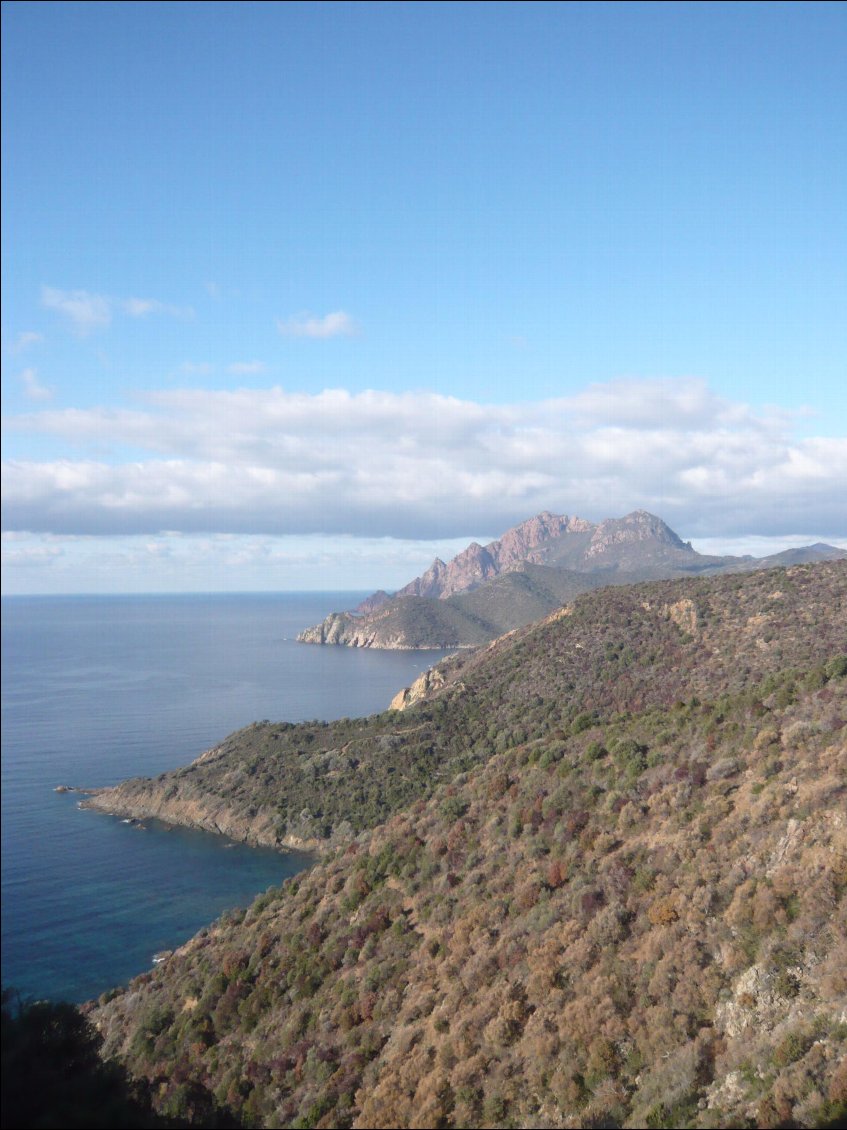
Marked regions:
[81,779,327,854]
[497,511,593,569]
[396,556,450,599]
[297,611,382,647]
[396,512,594,601]
[583,509,690,564]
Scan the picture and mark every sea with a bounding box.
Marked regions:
[1,592,452,1005]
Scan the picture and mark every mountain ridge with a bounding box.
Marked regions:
[300,509,845,649]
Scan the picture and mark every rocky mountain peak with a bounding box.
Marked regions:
[400,557,449,599]
[586,509,690,557]
[429,541,499,599]
[494,511,585,569]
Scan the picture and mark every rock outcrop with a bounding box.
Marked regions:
[389,666,447,711]
[394,511,594,601]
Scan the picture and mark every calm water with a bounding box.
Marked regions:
[1,593,451,1004]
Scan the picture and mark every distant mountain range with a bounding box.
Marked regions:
[298,509,846,648]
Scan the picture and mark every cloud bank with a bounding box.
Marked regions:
[2,378,845,541]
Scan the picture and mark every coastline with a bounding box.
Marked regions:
[79,784,333,856]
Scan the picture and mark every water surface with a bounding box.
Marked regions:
[2,593,451,1002]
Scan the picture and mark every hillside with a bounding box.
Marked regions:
[297,565,614,650]
[84,562,846,851]
[298,510,845,649]
[82,563,847,1128]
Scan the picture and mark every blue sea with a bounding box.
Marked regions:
[1,593,451,1005]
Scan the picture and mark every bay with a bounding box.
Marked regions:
[1,593,451,1004]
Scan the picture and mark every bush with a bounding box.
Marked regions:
[1,989,165,1128]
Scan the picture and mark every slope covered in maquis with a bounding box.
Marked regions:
[85,563,846,854]
[86,563,847,1128]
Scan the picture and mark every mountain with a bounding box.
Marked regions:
[393,512,595,600]
[755,543,847,569]
[298,509,845,648]
[296,565,616,650]
[83,561,847,1128]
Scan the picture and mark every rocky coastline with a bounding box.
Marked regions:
[79,779,327,855]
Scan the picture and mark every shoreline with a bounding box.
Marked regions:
[78,784,334,857]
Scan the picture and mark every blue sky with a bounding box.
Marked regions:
[2,1,845,593]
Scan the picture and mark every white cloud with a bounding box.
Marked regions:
[276,310,358,338]
[0,530,492,593]
[41,287,111,334]
[124,297,160,317]
[19,367,52,402]
[228,361,267,374]
[2,378,845,542]
[179,361,214,376]
[0,532,63,568]
[10,331,44,353]
[41,286,192,333]
[123,297,193,319]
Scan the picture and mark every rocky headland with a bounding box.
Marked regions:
[298,508,846,649]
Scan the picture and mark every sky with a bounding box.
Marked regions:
[2,0,845,594]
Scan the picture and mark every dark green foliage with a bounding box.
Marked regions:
[0,989,186,1128]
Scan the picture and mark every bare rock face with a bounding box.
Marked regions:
[585,509,690,560]
[297,612,359,645]
[398,557,449,599]
[387,509,696,605]
[389,666,447,711]
[296,610,416,649]
[81,778,320,853]
[426,542,499,599]
[662,597,699,636]
[395,512,596,602]
[497,511,592,569]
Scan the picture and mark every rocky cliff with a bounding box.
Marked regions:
[298,509,844,649]
[394,511,595,601]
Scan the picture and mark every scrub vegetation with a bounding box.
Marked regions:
[80,562,846,1127]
